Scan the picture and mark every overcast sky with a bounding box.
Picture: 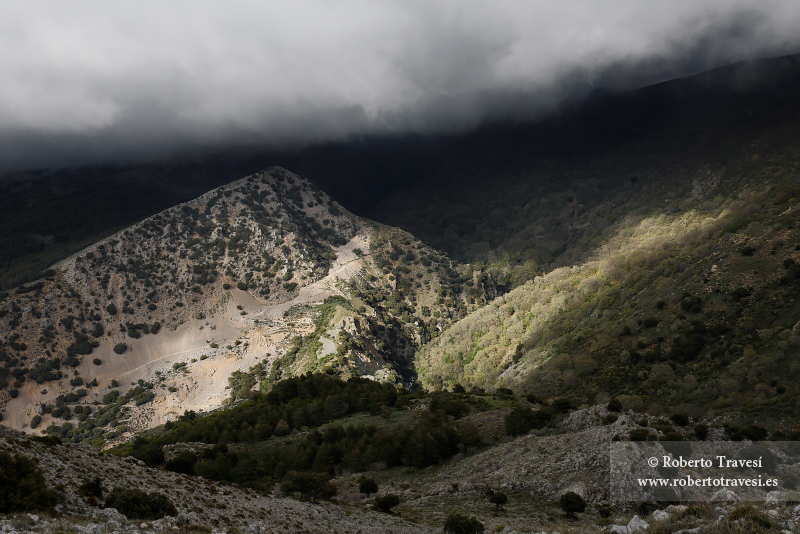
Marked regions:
[2,0,800,173]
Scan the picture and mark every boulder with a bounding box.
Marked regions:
[765,491,787,506]
[667,505,688,515]
[627,515,649,533]
[710,489,739,502]
[96,508,126,523]
[652,510,669,522]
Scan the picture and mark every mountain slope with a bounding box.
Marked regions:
[0,167,484,442]
[0,425,430,533]
[415,126,800,422]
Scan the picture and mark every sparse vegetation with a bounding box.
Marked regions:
[103,487,177,520]
[0,451,59,513]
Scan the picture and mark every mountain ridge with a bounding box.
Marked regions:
[0,167,485,442]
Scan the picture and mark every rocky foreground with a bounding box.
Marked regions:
[0,426,430,534]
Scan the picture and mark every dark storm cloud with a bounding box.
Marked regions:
[1,1,799,172]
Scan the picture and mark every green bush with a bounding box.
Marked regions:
[374,493,400,513]
[358,476,378,496]
[629,428,656,441]
[551,397,574,413]
[104,487,177,520]
[164,451,197,475]
[106,303,118,315]
[694,423,708,440]
[79,477,104,498]
[559,491,586,517]
[113,343,127,354]
[443,513,484,533]
[130,437,165,467]
[607,398,622,412]
[0,451,59,513]
[489,491,507,510]
[596,504,612,518]
[669,413,689,427]
[505,405,554,435]
[281,471,336,502]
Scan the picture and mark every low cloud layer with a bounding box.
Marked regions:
[2,1,800,172]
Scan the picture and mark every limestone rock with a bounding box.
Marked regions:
[652,510,669,522]
[711,489,739,502]
[627,515,649,533]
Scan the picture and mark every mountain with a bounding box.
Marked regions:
[0,167,487,442]
[2,53,800,534]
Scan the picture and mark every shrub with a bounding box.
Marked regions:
[489,491,507,510]
[280,471,336,502]
[596,504,612,518]
[374,494,400,513]
[104,487,177,520]
[237,282,247,290]
[130,437,165,467]
[443,513,484,534]
[504,405,554,435]
[731,287,751,302]
[629,428,655,441]
[93,358,102,365]
[680,294,703,313]
[694,423,708,440]
[0,451,59,513]
[642,317,659,328]
[79,477,104,498]
[358,476,378,496]
[669,413,690,427]
[164,451,197,475]
[725,424,768,441]
[113,343,127,354]
[90,323,104,338]
[603,414,619,425]
[551,397,574,413]
[559,491,586,517]
[106,303,118,315]
[607,398,622,412]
